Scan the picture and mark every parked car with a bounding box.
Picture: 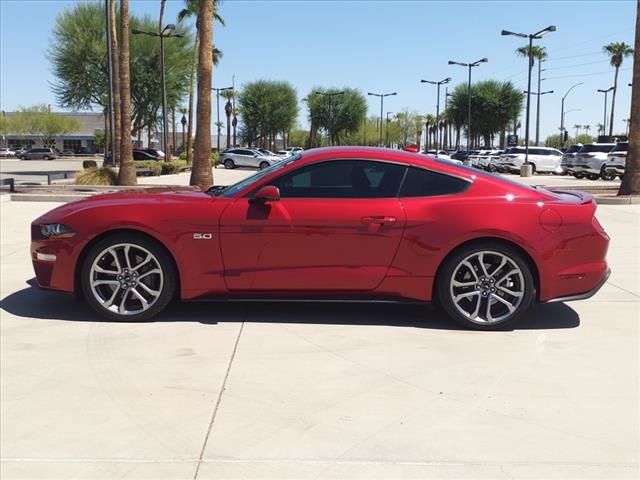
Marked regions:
[476,150,503,171]
[602,141,628,179]
[571,143,616,180]
[276,150,293,158]
[0,147,16,157]
[73,146,96,155]
[133,150,161,161]
[220,148,281,170]
[137,148,165,160]
[12,147,28,157]
[61,149,75,156]
[500,147,563,174]
[559,144,583,175]
[256,148,279,158]
[30,146,610,330]
[284,147,304,154]
[20,148,58,160]
[484,150,505,172]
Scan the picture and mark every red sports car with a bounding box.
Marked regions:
[31,147,610,329]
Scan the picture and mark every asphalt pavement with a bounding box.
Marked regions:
[0,199,638,479]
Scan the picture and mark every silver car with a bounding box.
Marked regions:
[220,148,280,170]
[20,148,58,160]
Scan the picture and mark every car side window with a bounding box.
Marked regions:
[399,167,470,197]
[271,160,405,198]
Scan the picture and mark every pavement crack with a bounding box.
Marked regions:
[193,315,246,479]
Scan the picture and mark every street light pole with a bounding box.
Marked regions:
[448,59,487,152]
[367,92,397,146]
[421,77,451,150]
[315,91,344,146]
[560,83,583,149]
[212,86,233,152]
[104,0,116,165]
[132,24,183,159]
[597,87,614,137]
[502,25,556,171]
[386,111,393,147]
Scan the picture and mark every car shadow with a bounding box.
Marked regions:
[1,279,580,331]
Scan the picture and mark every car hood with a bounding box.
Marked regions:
[33,186,212,224]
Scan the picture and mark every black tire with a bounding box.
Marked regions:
[43,155,50,160]
[224,158,235,169]
[600,166,616,181]
[436,241,535,330]
[588,174,600,181]
[573,172,585,179]
[80,232,177,322]
[259,161,270,170]
[20,155,26,160]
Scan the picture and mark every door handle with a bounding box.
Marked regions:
[361,216,397,225]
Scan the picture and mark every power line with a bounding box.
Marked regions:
[551,27,634,53]
[544,60,606,71]
[544,67,631,81]
[544,51,602,63]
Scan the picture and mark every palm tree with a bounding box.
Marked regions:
[574,124,581,140]
[108,0,121,163]
[596,122,605,136]
[117,0,136,185]
[584,125,591,138]
[221,88,234,148]
[516,45,547,145]
[618,8,638,196]
[603,41,634,137]
[178,0,224,165]
[189,0,214,187]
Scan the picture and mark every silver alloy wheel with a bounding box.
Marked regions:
[89,243,164,316]
[449,250,525,324]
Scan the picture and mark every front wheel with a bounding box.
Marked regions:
[223,158,235,169]
[43,155,50,160]
[81,233,177,321]
[588,174,600,181]
[436,243,535,330]
[573,172,585,179]
[600,166,616,181]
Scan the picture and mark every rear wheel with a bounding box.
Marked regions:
[259,161,270,170]
[573,172,585,179]
[600,166,616,181]
[81,233,176,321]
[43,155,50,160]
[588,174,600,180]
[223,158,235,169]
[436,243,535,330]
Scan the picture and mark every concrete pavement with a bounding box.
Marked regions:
[0,200,638,479]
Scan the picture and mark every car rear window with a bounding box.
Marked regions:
[611,142,628,152]
[566,145,582,153]
[399,167,470,197]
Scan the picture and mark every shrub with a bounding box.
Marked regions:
[75,167,117,185]
[211,151,219,166]
[161,160,188,175]
[82,160,98,169]
[133,160,162,176]
[178,151,187,161]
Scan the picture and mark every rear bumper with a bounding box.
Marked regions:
[545,268,610,303]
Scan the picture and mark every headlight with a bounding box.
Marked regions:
[40,224,75,238]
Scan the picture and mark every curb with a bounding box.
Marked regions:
[10,194,91,203]
[594,195,640,205]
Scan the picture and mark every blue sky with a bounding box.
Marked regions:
[0,0,636,142]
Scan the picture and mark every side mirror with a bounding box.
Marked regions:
[250,185,280,204]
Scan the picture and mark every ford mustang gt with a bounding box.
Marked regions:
[30,147,610,329]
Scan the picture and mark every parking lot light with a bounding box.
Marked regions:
[421,77,451,150]
[367,92,397,147]
[448,58,487,153]
[502,25,556,172]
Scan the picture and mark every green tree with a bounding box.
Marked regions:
[446,81,524,148]
[304,87,366,146]
[239,80,298,148]
[618,6,639,196]
[603,41,634,137]
[10,105,81,148]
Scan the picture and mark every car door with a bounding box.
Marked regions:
[235,149,254,167]
[219,159,407,292]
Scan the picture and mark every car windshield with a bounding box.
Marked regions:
[214,154,302,197]
[611,142,628,152]
[566,145,582,153]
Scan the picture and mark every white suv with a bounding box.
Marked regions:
[500,147,563,174]
[571,143,616,180]
[602,141,627,180]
